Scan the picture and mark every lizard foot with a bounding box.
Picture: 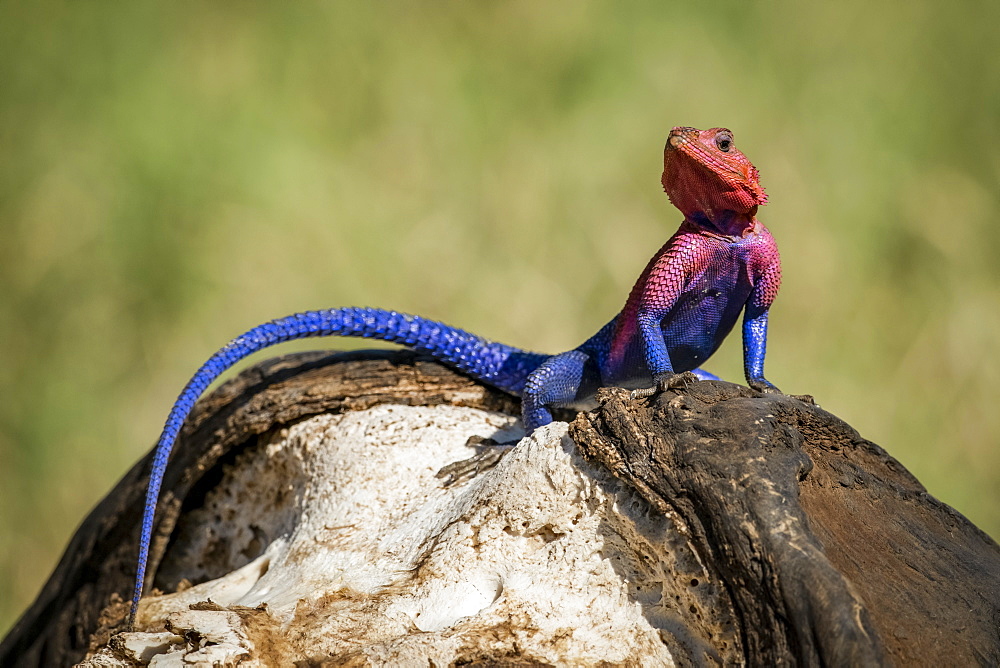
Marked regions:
[435,435,517,487]
[748,378,782,395]
[630,371,699,399]
[746,381,815,405]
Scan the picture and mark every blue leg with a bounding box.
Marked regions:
[742,308,779,393]
[520,349,595,432]
[637,311,675,383]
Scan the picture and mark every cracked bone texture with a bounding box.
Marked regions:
[85,403,738,666]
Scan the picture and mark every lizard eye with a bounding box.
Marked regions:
[715,133,733,152]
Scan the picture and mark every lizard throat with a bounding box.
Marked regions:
[687,210,758,238]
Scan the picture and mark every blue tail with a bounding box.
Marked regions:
[128,307,547,628]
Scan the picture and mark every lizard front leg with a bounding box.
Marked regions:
[631,310,697,399]
[743,252,782,394]
[742,308,780,393]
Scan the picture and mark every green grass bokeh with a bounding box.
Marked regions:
[2,1,998,633]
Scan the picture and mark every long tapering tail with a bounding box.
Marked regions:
[128,307,547,628]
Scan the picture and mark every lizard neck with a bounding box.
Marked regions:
[685,209,760,238]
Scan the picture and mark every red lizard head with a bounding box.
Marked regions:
[661,126,767,224]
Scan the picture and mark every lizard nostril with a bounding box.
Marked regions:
[668,134,685,149]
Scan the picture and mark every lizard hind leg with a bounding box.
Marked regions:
[520,349,596,432]
[439,350,595,486]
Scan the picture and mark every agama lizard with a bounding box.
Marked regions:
[127,126,781,628]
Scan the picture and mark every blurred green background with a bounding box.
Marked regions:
[2,1,999,634]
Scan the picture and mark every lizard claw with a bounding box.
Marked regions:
[435,435,516,486]
[630,371,699,399]
[747,380,816,404]
[748,378,782,395]
[748,380,815,404]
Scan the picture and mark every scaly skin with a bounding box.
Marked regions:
[127,126,781,628]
